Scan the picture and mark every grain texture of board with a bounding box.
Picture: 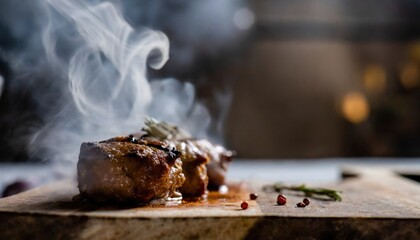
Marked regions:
[0,165,419,239]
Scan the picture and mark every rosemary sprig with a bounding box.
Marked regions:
[143,117,191,140]
[263,183,342,201]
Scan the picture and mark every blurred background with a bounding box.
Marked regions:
[225,0,420,158]
[1,0,420,165]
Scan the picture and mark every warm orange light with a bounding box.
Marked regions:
[408,42,420,61]
[341,92,369,124]
[400,62,419,88]
[363,65,386,93]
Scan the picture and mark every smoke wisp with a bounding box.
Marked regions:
[28,0,211,165]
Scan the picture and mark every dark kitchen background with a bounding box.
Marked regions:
[1,0,420,162]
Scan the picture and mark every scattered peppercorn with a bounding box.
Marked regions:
[250,193,258,200]
[297,202,306,208]
[303,198,310,206]
[277,194,287,205]
[241,201,249,210]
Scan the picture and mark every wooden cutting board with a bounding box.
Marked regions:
[0,165,419,240]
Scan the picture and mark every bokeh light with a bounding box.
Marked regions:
[408,42,420,61]
[363,64,386,93]
[400,62,420,89]
[233,7,255,30]
[341,92,370,124]
[0,74,4,97]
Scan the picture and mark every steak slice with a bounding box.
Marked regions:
[193,139,234,189]
[174,140,209,197]
[77,136,185,204]
[141,117,235,195]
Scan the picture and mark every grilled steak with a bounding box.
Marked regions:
[77,136,185,204]
[192,139,234,189]
[174,140,209,197]
[142,117,234,195]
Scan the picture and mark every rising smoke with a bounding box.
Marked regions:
[0,0,251,164]
[30,0,211,164]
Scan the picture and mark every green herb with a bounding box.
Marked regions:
[263,183,342,201]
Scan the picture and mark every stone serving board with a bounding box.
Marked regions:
[0,165,419,239]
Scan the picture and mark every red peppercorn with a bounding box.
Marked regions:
[303,198,310,206]
[241,201,249,210]
[297,202,306,208]
[277,194,287,205]
[250,193,258,200]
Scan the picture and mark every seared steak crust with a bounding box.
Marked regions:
[77,136,185,204]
